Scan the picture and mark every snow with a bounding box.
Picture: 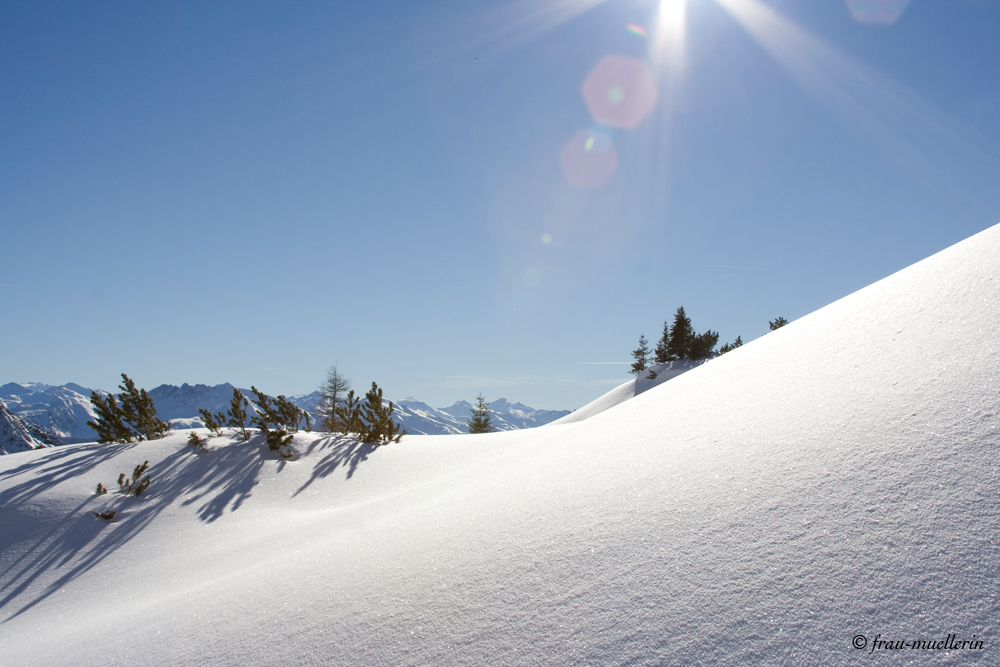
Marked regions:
[1,223,998,666]
[549,359,705,425]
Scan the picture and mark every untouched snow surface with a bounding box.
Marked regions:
[1,224,999,666]
[549,359,705,425]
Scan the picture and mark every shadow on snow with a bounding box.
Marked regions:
[293,434,379,497]
[0,430,380,622]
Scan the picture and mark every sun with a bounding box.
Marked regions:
[652,0,688,72]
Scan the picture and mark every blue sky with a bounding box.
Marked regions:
[3,0,999,411]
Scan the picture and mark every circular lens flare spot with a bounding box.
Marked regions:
[560,129,618,189]
[581,55,657,129]
[844,0,912,25]
[522,268,542,287]
[541,233,553,244]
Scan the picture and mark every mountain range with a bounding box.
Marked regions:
[3,223,998,665]
[0,382,574,450]
[0,399,64,455]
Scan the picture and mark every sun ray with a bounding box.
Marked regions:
[712,0,1000,206]
[650,0,687,74]
[412,0,612,70]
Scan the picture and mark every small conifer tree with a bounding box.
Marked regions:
[653,321,672,364]
[467,394,495,434]
[188,431,208,453]
[318,364,351,432]
[118,461,151,497]
[274,395,308,432]
[87,374,169,443]
[630,335,651,376]
[666,307,694,361]
[87,391,136,444]
[226,388,251,441]
[335,390,364,435]
[198,408,226,437]
[117,374,170,441]
[688,330,720,360]
[358,382,406,444]
[250,386,295,456]
[250,387,280,430]
[719,335,743,355]
[769,316,788,331]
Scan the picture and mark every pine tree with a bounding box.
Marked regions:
[358,382,406,444]
[653,321,672,364]
[688,329,720,360]
[250,387,279,430]
[719,335,743,355]
[87,391,136,444]
[666,307,694,360]
[117,374,170,441]
[87,374,169,443]
[467,394,495,434]
[198,408,226,437]
[274,395,308,432]
[250,386,294,455]
[188,431,208,453]
[226,388,251,441]
[118,460,151,496]
[769,316,788,331]
[335,390,364,435]
[630,335,650,376]
[318,364,351,432]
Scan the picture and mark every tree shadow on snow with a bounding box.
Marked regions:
[0,434,283,623]
[293,434,378,497]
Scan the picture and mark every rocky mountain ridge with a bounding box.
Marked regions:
[0,382,572,450]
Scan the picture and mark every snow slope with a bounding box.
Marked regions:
[1,223,998,666]
[549,359,705,425]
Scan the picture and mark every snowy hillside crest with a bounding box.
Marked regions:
[1,382,572,447]
[1,224,998,665]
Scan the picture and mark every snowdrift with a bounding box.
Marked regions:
[1,224,998,666]
[549,359,705,425]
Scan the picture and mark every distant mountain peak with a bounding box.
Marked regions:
[1,400,63,454]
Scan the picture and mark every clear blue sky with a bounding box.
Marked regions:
[3,0,999,410]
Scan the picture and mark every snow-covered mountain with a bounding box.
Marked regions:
[0,382,571,446]
[1,223,997,666]
[440,397,572,430]
[1,223,998,665]
[0,382,100,443]
[0,400,63,454]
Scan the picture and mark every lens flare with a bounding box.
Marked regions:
[844,0,912,26]
[581,55,658,129]
[560,129,618,188]
[626,23,648,37]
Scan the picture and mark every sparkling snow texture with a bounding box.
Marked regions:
[1,224,998,666]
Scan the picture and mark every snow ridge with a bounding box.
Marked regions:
[1,224,998,666]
